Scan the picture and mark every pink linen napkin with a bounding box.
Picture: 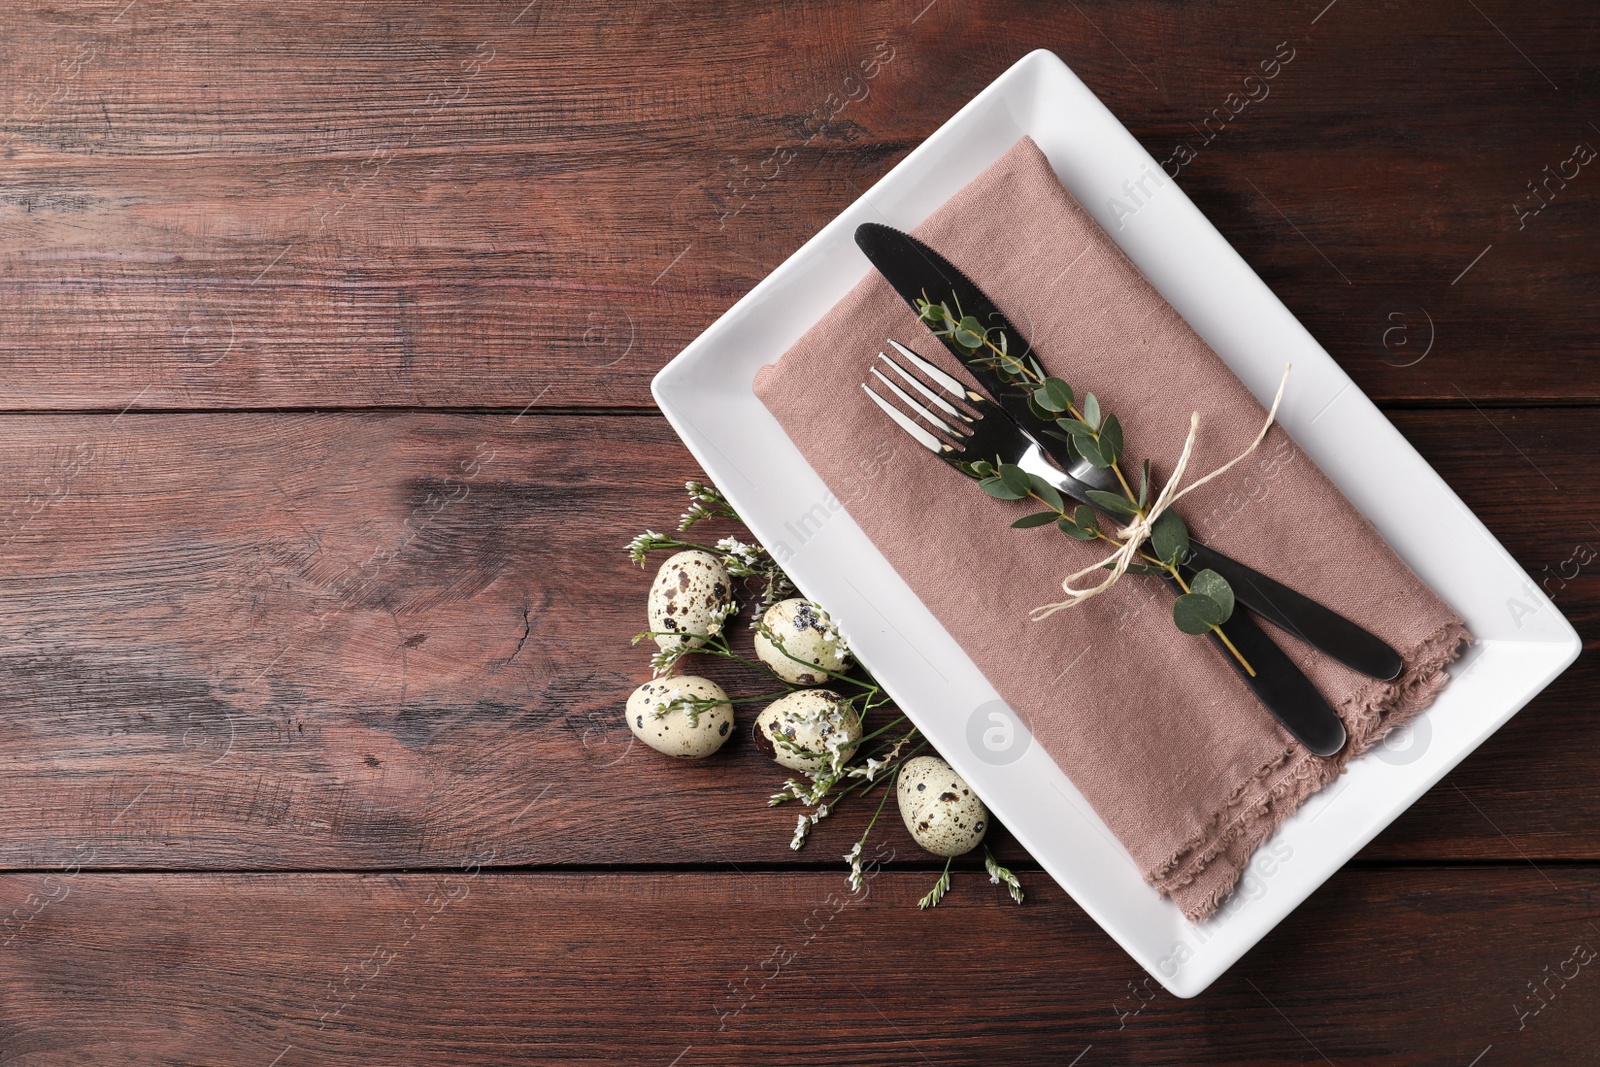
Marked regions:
[752,136,1469,920]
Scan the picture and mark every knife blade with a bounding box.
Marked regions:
[855,221,1403,684]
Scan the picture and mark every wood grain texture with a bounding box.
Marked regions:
[0,410,1586,869]
[0,0,1594,409]
[1,0,1597,1056]
[0,869,1595,1065]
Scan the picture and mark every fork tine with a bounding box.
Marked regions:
[876,353,966,419]
[861,383,946,455]
[886,338,972,401]
[868,367,965,441]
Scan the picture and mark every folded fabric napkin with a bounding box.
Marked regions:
[753,136,1469,920]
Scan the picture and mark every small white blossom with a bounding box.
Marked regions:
[627,529,667,565]
[789,805,831,851]
[769,779,808,807]
[843,841,865,893]
[649,642,689,678]
[847,756,886,782]
[714,536,758,565]
[819,612,852,660]
[985,850,1025,904]
[678,481,732,532]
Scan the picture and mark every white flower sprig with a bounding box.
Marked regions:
[679,481,738,532]
[629,479,1025,909]
[985,847,1024,905]
[919,857,953,910]
[843,840,866,893]
[790,804,829,850]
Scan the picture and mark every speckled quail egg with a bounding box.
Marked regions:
[626,676,734,758]
[896,755,988,857]
[753,598,852,685]
[648,550,734,651]
[753,689,862,773]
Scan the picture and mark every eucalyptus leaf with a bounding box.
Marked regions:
[1056,417,1094,437]
[1149,509,1189,565]
[1027,475,1064,514]
[953,316,985,351]
[997,463,1032,497]
[1011,511,1059,529]
[1044,377,1074,410]
[1138,458,1151,509]
[1075,435,1110,468]
[1190,569,1235,622]
[1026,392,1055,422]
[1072,505,1097,530]
[1173,592,1226,635]
[1085,489,1137,517]
[1099,413,1123,466]
[979,476,1028,501]
[1058,517,1097,540]
[1082,393,1101,431]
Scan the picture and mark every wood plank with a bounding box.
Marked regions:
[0,1,1594,408]
[1358,408,1598,860]
[0,869,1593,1064]
[0,409,1589,869]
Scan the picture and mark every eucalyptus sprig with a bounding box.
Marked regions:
[916,293,1248,673]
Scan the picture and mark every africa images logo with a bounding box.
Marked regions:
[966,699,1033,766]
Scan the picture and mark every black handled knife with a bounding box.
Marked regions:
[854,223,1373,756]
[854,222,1402,683]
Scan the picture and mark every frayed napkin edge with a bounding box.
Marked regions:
[1151,617,1473,921]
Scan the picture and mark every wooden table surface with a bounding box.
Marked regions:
[1,1,1596,1063]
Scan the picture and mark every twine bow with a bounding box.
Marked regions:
[1031,363,1292,622]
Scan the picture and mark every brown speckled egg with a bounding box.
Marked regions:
[896,755,988,857]
[752,689,861,772]
[626,676,734,758]
[753,598,852,685]
[647,550,734,651]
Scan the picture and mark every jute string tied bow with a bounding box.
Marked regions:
[1031,363,1292,622]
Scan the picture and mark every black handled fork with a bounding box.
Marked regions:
[863,339,1349,757]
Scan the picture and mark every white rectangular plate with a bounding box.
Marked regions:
[651,49,1580,997]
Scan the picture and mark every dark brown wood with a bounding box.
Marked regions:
[0,1,1593,410]
[0,0,1596,1057]
[0,869,1594,1064]
[0,410,1584,870]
